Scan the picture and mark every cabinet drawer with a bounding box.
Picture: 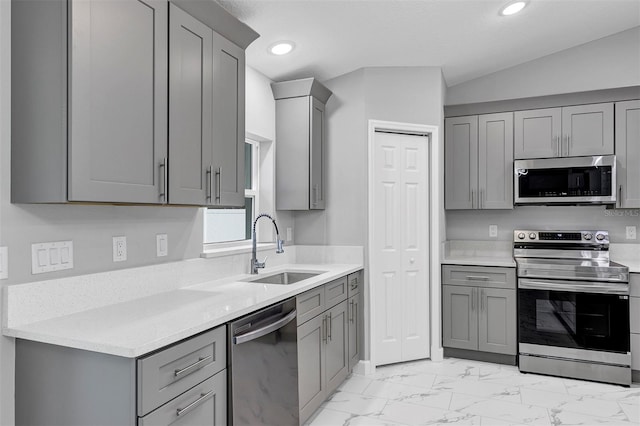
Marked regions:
[347,270,363,298]
[325,277,348,308]
[137,326,226,416]
[138,369,226,426]
[442,265,516,289]
[630,274,640,298]
[297,287,326,325]
[631,297,640,334]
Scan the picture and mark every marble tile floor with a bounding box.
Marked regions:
[306,358,640,426]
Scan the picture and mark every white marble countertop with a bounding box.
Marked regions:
[3,262,362,358]
[441,241,517,268]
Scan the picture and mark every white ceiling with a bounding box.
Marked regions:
[218,0,640,87]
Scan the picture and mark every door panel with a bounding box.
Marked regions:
[443,285,478,350]
[168,4,213,205]
[297,315,325,424]
[310,98,326,209]
[563,103,614,157]
[478,288,516,355]
[69,0,167,203]
[445,116,477,209]
[212,33,245,206]
[372,130,430,366]
[325,301,349,395]
[478,112,513,209]
[615,100,640,208]
[514,108,561,159]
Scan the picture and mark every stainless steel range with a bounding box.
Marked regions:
[514,230,631,386]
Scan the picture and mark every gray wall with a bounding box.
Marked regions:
[295,66,445,246]
[446,26,640,105]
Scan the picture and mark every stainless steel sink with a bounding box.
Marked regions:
[245,271,321,285]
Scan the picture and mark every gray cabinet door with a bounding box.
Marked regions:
[562,103,614,157]
[310,97,326,209]
[212,32,245,207]
[168,4,213,205]
[348,295,362,371]
[325,300,349,395]
[478,112,513,210]
[478,288,516,355]
[615,100,640,208]
[68,0,168,203]
[298,314,326,425]
[445,116,478,210]
[442,285,478,351]
[514,108,561,159]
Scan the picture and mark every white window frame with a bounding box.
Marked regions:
[202,138,260,250]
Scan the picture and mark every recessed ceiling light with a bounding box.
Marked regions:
[269,41,295,56]
[500,1,527,16]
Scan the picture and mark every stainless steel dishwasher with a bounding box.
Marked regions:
[229,298,299,426]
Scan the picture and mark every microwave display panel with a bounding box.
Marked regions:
[518,166,613,198]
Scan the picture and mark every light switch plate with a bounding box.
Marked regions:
[156,234,168,257]
[0,247,8,279]
[31,241,73,274]
[113,236,127,262]
[489,225,498,238]
[626,226,637,240]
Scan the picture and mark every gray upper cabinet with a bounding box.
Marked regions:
[514,103,613,159]
[445,113,513,210]
[12,0,257,206]
[615,100,640,209]
[169,4,213,205]
[272,78,333,210]
[12,0,168,204]
[211,33,246,207]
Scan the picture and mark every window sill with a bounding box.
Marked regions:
[200,242,276,259]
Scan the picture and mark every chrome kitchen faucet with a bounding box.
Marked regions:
[250,213,284,274]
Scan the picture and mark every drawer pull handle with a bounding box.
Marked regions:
[466,275,489,281]
[174,355,213,378]
[176,390,215,417]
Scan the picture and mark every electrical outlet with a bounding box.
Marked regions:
[626,226,637,240]
[0,247,8,279]
[286,227,293,242]
[113,236,127,262]
[489,225,498,238]
[156,234,168,257]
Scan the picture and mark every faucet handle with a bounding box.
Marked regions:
[256,256,267,269]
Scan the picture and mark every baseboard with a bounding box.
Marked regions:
[352,360,374,375]
[431,345,444,362]
[633,370,640,383]
[444,347,517,366]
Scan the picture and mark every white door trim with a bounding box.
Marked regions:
[366,119,443,370]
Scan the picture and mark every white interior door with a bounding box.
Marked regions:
[372,130,430,366]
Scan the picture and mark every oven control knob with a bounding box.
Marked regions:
[583,233,593,241]
[529,233,537,240]
[517,232,526,240]
[596,233,605,241]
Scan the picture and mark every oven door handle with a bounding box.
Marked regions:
[518,278,629,295]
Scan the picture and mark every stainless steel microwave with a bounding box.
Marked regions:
[514,155,616,205]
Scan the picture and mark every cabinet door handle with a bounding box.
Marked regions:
[471,190,475,209]
[159,158,168,202]
[322,315,328,343]
[328,312,332,341]
[349,300,354,323]
[480,289,485,312]
[553,135,558,156]
[471,288,475,312]
[619,184,623,207]
[206,165,213,201]
[567,134,571,156]
[312,185,318,207]
[466,275,489,281]
[215,167,222,202]
[174,355,213,378]
[480,189,484,209]
[176,390,215,417]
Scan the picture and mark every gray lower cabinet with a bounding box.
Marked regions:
[15,326,227,426]
[445,112,513,210]
[615,100,640,208]
[442,265,517,359]
[297,277,351,424]
[272,78,333,210]
[514,103,614,159]
[347,270,363,370]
